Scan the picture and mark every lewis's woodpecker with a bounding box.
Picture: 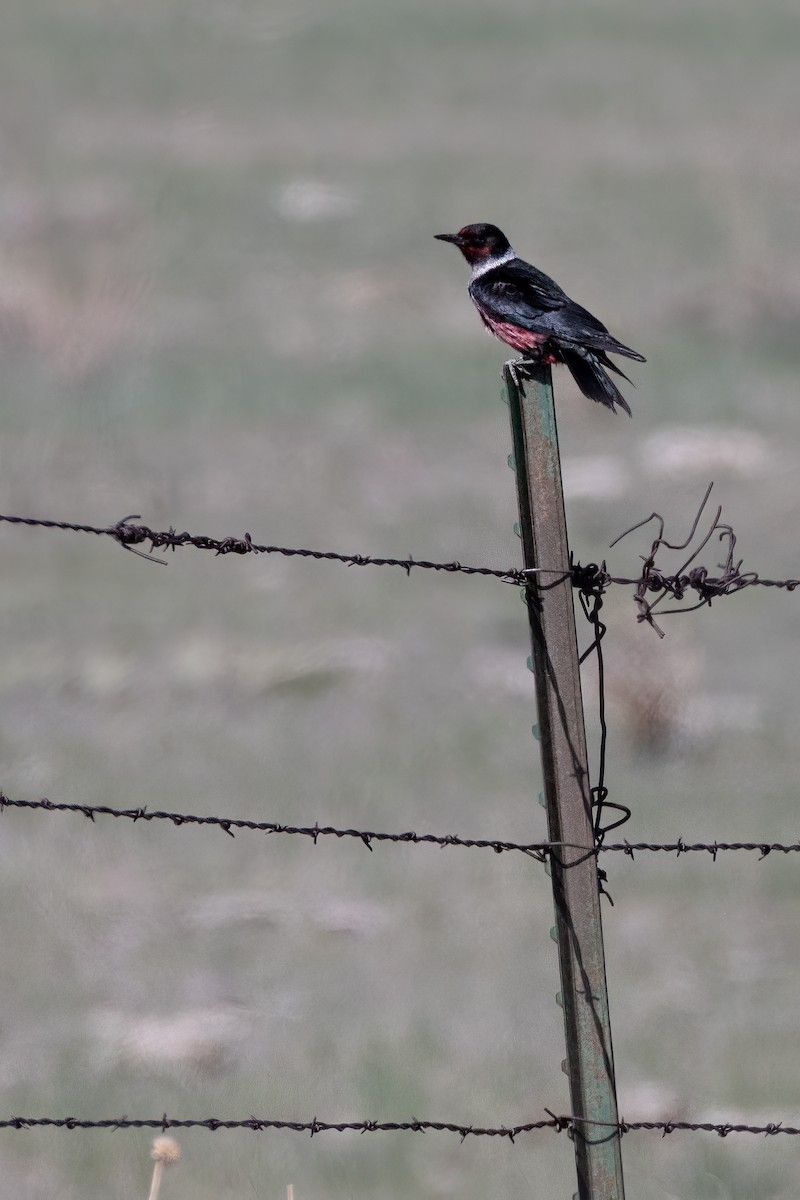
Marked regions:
[435,223,645,415]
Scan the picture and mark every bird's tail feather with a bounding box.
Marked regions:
[595,349,634,385]
[561,347,632,417]
[594,335,646,363]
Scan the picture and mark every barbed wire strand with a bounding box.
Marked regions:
[0,499,799,620]
[0,792,550,859]
[2,792,798,860]
[0,513,525,581]
[0,1112,796,1139]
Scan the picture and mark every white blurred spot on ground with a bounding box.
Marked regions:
[91,1006,247,1073]
[467,647,532,698]
[562,454,630,500]
[640,426,770,479]
[617,1080,681,1121]
[681,693,762,738]
[274,181,359,222]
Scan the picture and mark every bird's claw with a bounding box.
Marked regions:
[506,358,535,395]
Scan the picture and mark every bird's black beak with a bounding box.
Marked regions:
[434,232,464,246]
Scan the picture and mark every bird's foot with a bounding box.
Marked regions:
[506,358,536,395]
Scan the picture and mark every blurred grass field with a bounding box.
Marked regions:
[1,1,800,1197]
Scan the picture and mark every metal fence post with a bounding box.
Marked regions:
[504,363,625,1200]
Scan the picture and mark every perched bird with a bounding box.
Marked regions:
[435,223,645,415]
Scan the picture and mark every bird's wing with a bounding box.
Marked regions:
[474,274,646,363]
[469,262,568,324]
[548,304,646,362]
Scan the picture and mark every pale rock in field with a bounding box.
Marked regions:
[562,454,630,501]
[640,426,769,479]
[616,1080,681,1122]
[91,1005,248,1074]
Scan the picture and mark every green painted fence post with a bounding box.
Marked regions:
[504,363,625,1200]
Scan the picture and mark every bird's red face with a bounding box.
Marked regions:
[434,223,511,266]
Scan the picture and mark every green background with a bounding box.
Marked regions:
[1,1,799,1196]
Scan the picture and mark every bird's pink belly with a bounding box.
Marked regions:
[479,314,551,357]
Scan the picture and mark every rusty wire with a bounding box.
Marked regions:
[0,1111,797,1139]
[601,482,800,635]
